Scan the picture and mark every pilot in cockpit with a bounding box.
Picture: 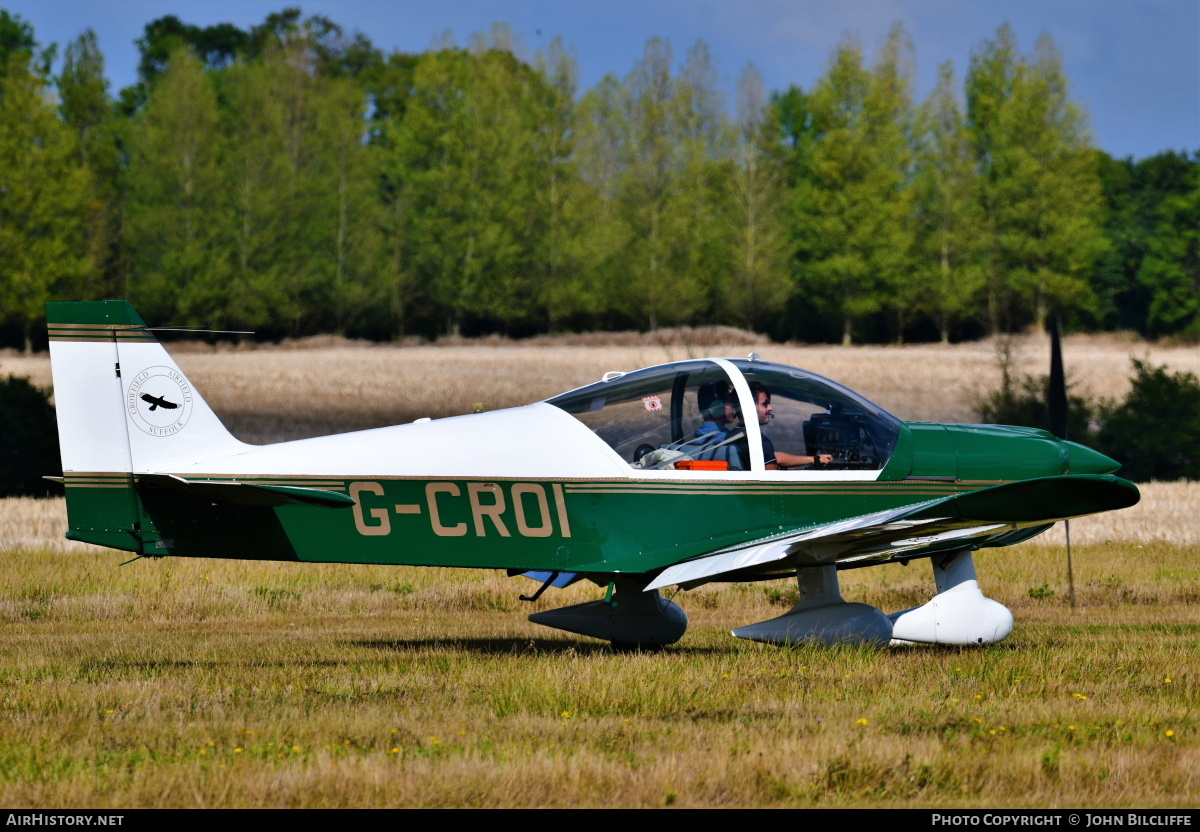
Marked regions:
[747,381,833,470]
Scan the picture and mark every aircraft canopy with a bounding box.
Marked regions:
[548,358,901,473]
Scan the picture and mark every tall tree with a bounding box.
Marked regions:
[1092,151,1197,333]
[724,63,790,329]
[221,33,383,335]
[0,10,37,72]
[572,73,636,329]
[531,38,601,330]
[1138,156,1200,337]
[316,74,384,335]
[59,30,120,300]
[388,32,550,335]
[0,50,91,351]
[793,25,914,344]
[911,61,985,342]
[222,55,297,331]
[670,40,730,324]
[123,48,229,325]
[1000,35,1107,329]
[965,23,1019,333]
[596,38,727,330]
[967,26,1107,332]
[868,26,918,342]
[618,38,694,329]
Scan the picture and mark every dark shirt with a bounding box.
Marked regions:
[761,434,777,466]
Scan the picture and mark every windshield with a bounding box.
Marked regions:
[549,358,901,473]
[730,359,901,471]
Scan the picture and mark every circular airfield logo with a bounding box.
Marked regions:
[126,366,193,436]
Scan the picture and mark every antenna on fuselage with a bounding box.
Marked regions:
[1049,314,1076,609]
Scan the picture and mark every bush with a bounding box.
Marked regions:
[0,375,60,497]
[1095,359,1200,481]
[979,372,1097,445]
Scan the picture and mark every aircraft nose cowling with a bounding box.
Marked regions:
[946,424,1068,481]
[1064,441,1121,475]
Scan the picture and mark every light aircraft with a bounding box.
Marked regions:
[46,301,1139,649]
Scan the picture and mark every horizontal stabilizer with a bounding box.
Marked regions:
[138,474,356,509]
[647,474,1139,591]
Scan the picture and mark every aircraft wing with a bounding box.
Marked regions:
[645,474,1138,591]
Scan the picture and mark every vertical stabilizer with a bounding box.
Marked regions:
[48,301,249,474]
[47,302,251,551]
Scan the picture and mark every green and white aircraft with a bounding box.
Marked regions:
[46,300,1139,649]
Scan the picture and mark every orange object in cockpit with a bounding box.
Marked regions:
[674,460,730,471]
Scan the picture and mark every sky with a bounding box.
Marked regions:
[4,0,1198,160]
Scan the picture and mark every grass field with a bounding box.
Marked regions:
[0,336,1197,807]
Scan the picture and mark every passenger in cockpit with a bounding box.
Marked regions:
[679,381,747,469]
[748,381,833,470]
[696,381,736,439]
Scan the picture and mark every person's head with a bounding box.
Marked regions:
[697,380,737,425]
[748,381,772,426]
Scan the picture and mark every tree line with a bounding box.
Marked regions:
[0,8,1196,350]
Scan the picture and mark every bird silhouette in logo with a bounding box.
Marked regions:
[141,393,179,411]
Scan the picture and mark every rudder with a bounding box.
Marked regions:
[47,301,248,551]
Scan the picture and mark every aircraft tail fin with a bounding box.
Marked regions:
[48,300,249,475]
[47,301,250,551]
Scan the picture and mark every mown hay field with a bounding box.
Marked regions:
[0,336,1197,808]
[5,330,1200,442]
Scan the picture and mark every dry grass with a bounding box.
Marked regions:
[5,331,1200,442]
[2,335,1197,807]
[0,492,1196,808]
